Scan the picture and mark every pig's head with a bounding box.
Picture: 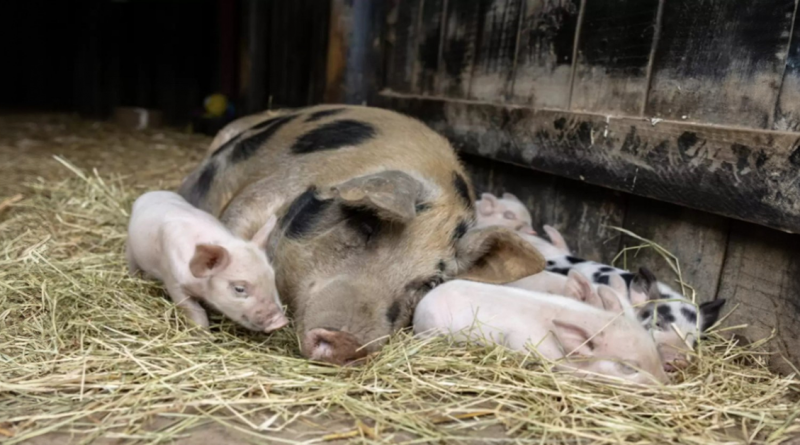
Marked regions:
[551,314,669,385]
[631,268,726,371]
[187,215,288,333]
[474,192,534,234]
[271,170,546,365]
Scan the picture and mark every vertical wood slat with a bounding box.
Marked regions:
[413,0,446,95]
[436,0,485,98]
[510,0,581,109]
[774,0,800,131]
[386,0,422,93]
[568,0,661,115]
[645,0,795,129]
[468,0,523,101]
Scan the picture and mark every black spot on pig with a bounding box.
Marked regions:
[680,307,697,324]
[186,162,217,206]
[620,272,635,287]
[596,275,610,285]
[599,266,614,272]
[592,271,603,281]
[291,120,377,154]
[282,187,333,239]
[415,202,431,213]
[677,132,699,159]
[452,172,473,208]
[546,260,555,267]
[566,256,586,264]
[550,267,571,276]
[640,308,652,320]
[231,114,297,163]
[656,305,676,324]
[305,108,345,122]
[386,300,401,324]
[699,299,726,331]
[451,220,469,242]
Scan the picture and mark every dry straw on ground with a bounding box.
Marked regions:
[1,142,799,443]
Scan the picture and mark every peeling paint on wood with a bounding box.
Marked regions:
[379,93,800,234]
[645,0,795,128]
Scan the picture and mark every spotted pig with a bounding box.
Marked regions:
[178,105,546,365]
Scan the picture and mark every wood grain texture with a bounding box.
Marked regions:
[569,0,660,115]
[510,0,580,108]
[437,0,485,98]
[550,178,628,264]
[468,0,523,101]
[645,0,795,129]
[717,221,800,375]
[621,197,729,301]
[386,0,421,93]
[775,5,800,132]
[379,93,800,234]
[414,0,445,95]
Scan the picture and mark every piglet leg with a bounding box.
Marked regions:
[165,281,209,328]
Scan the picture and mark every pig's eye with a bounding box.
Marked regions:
[234,285,246,295]
[616,362,639,375]
[503,211,516,220]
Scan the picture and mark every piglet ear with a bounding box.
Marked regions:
[552,320,595,357]
[189,244,231,278]
[476,193,497,216]
[597,285,624,313]
[501,192,521,203]
[630,267,660,306]
[251,214,278,251]
[699,299,726,330]
[542,225,570,254]
[564,270,602,309]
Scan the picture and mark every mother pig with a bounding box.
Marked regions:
[178,105,545,364]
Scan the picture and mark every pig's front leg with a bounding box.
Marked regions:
[165,281,210,328]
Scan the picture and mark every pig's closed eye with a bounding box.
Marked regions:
[616,362,639,375]
[503,211,516,220]
[234,285,246,295]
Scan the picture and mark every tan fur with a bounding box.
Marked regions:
[179,105,545,361]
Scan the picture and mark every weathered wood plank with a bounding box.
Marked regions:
[550,178,628,264]
[717,221,800,375]
[437,0,486,98]
[774,4,800,132]
[645,0,795,129]
[621,197,729,301]
[468,0,523,101]
[570,0,660,115]
[510,0,580,108]
[386,0,421,94]
[414,0,445,95]
[378,93,800,234]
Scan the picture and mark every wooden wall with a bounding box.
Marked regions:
[371,0,800,373]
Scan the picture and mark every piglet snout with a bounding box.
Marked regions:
[264,313,289,332]
[302,328,368,365]
[659,348,691,372]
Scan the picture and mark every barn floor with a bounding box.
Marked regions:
[1,114,799,444]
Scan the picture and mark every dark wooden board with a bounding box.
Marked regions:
[468,0,523,101]
[570,0,660,115]
[510,0,580,108]
[621,197,729,301]
[775,5,800,132]
[379,93,800,234]
[645,0,795,129]
[386,0,421,94]
[410,0,446,95]
[436,0,485,98]
[550,178,628,264]
[717,221,800,375]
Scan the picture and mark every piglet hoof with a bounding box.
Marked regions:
[302,328,368,366]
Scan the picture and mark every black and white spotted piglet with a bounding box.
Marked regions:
[542,229,726,371]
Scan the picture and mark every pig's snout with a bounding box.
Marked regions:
[659,347,691,372]
[302,328,368,366]
[263,313,289,333]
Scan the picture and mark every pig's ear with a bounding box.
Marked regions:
[551,320,595,357]
[597,285,625,313]
[476,193,497,216]
[251,214,278,250]
[501,192,521,203]
[699,299,726,330]
[630,267,661,306]
[324,170,424,223]
[542,225,570,253]
[189,244,231,278]
[564,270,602,309]
[456,226,545,284]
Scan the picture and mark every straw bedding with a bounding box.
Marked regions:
[1,115,799,444]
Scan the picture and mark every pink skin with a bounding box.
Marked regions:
[126,191,288,332]
[474,192,536,234]
[414,280,668,385]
